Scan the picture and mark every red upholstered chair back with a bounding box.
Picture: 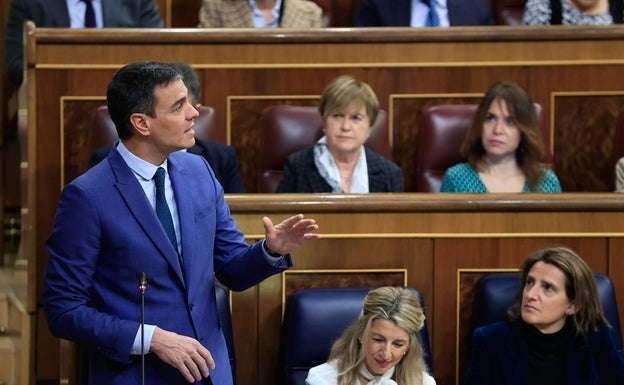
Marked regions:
[610,107,624,190]
[416,103,549,192]
[88,105,217,152]
[257,105,391,193]
[490,0,528,25]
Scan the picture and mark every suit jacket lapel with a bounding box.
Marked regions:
[500,322,529,385]
[102,0,121,25]
[50,0,71,26]
[168,157,196,287]
[108,150,186,284]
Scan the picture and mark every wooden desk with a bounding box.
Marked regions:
[226,193,624,385]
[16,24,624,384]
[22,24,624,194]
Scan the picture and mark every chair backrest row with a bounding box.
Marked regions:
[257,103,551,193]
[277,274,622,385]
[98,102,624,194]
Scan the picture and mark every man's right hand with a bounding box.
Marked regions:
[150,327,215,383]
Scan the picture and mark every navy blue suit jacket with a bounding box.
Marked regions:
[90,139,246,193]
[465,320,624,385]
[44,147,290,385]
[275,146,404,193]
[5,0,163,86]
[354,0,494,27]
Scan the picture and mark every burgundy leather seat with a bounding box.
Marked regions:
[416,103,549,192]
[257,105,391,193]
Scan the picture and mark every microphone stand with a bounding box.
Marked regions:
[139,272,147,385]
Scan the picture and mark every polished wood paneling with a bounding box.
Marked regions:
[23,26,624,194]
[16,26,624,385]
[225,194,624,385]
[553,93,624,191]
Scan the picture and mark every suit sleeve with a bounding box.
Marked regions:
[5,0,28,86]
[390,163,404,192]
[275,156,298,193]
[43,182,139,364]
[138,0,164,27]
[589,327,624,385]
[353,0,381,26]
[222,146,246,193]
[464,327,495,385]
[198,0,220,27]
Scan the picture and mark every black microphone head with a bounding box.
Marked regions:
[138,272,147,292]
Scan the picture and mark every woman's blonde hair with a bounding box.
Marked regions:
[328,286,430,385]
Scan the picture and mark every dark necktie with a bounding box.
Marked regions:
[154,167,179,255]
[421,0,440,27]
[82,0,96,28]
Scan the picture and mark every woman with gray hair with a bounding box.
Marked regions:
[276,75,404,193]
[306,286,435,385]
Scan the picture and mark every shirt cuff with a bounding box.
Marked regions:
[132,324,156,355]
[262,239,285,258]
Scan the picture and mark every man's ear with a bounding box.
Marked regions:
[130,113,150,137]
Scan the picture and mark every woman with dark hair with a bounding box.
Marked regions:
[440,81,561,193]
[464,246,624,385]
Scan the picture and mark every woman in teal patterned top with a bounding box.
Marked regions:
[440,81,562,193]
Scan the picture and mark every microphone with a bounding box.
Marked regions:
[139,272,147,385]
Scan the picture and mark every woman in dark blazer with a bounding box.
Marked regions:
[464,246,624,385]
[276,75,404,193]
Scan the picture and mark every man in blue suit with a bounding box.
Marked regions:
[5,0,164,87]
[354,0,494,27]
[43,61,321,385]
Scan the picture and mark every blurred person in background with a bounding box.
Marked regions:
[198,0,323,28]
[522,0,623,25]
[353,0,494,27]
[5,0,163,87]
